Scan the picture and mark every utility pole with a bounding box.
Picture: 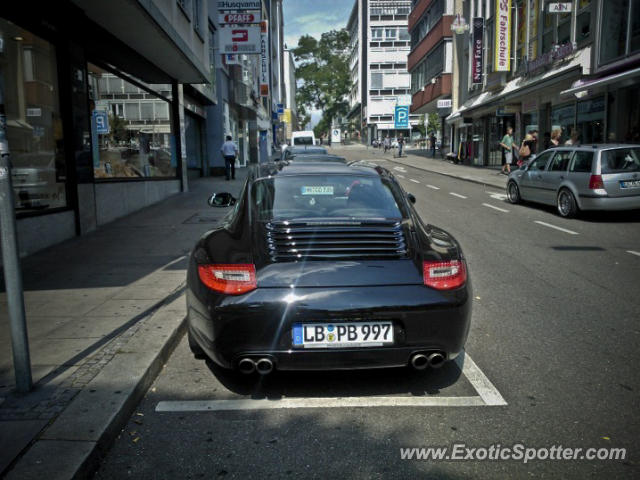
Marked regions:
[0,74,33,393]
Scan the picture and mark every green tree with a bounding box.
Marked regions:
[109,114,128,144]
[415,114,427,137]
[427,113,440,135]
[293,30,351,134]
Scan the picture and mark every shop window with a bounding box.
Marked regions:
[0,19,67,213]
[632,0,640,52]
[576,96,605,144]
[87,63,176,180]
[551,104,575,144]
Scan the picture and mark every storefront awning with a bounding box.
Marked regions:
[560,66,640,96]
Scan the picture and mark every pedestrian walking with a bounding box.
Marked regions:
[429,132,437,157]
[499,126,514,175]
[565,129,580,146]
[220,135,238,181]
[397,134,405,157]
[383,135,390,153]
[550,129,562,147]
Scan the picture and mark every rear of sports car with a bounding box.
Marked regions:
[186,169,472,373]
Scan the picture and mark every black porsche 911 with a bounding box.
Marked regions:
[186,161,471,375]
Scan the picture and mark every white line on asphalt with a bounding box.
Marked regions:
[427,185,440,190]
[397,174,405,179]
[482,203,509,213]
[393,166,407,172]
[449,192,468,199]
[154,352,506,412]
[455,354,507,406]
[409,179,420,183]
[534,221,579,235]
[627,250,640,257]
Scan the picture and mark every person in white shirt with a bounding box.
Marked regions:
[220,135,238,180]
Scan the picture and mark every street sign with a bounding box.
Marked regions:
[259,21,269,97]
[219,11,260,24]
[547,2,572,13]
[394,105,409,129]
[217,0,262,10]
[277,104,284,114]
[331,128,341,143]
[92,110,110,134]
[437,99,452,109]
[219,25,261,54]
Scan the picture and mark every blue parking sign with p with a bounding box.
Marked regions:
[395,105,409,129]
[93,110,109,135]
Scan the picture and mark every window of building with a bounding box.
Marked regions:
[600,0,633,64]
[385,28,397,39]
[410,41,445,94]
[410,0,444,49]
[576,96,605,144]
[551,104,575,144]
[372,28,383,39]
[0,18,67,214]
[576,0,592,45]
[371,73,383,89]
[177,0,192,20]
[193,0,202,36]
[88,63,176,180]
[208,25,217,98]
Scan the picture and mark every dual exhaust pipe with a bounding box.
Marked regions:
[410,351,446,370]
[238,357,274,375]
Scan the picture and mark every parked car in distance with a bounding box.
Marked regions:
[286,154,347,163]
[506,145,640,217]
[281,146,328,160]
[187,161,472,376]
[291,130,317,147]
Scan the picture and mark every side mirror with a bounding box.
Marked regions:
[407,193,416,204]
[208,192,236,207]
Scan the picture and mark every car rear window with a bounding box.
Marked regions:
[293,136,314,146]
[601,148,640,174]
[252,175,404,221]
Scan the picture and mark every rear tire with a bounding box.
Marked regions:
[507,181,521,204]
[557,189,578,218]
[188,329,207,360]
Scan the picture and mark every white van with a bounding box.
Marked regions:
[291,131,317,147]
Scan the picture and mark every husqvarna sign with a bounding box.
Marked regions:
[217,1,262,10]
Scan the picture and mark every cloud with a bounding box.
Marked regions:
[283,1,350,49]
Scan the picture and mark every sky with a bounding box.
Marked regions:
[282,0,352,127]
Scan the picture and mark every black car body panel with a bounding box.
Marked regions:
[187,161,472,371]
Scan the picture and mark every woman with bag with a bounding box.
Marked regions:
[518,133,534,167]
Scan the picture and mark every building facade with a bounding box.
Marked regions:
[347,0,420,144]
[440,0,640,167]
[1,0,213,257]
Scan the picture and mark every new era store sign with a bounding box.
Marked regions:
[220,25,261,54]
[547,2,572,12]
[217,1,262,10]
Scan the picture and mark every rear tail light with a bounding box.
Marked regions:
[198,264,257,295]
[423,260,467,290]
[588,174,604,190]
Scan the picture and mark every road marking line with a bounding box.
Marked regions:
[154,352,505,411]
[455,354,507,406]
[393,166,407,172]
[427,185,440,190]
[409,179,420,183]
[449,192,468,199]
[627,250,640,257]
[397,174,405,179]
[534,221,579,235]
[488,192,508,201]
[156,396,486,412]
[482,203,509,213]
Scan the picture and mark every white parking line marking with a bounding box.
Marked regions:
[455,354,507,406]
[397,174,405,179]
[449,192,468,199]
[488,192,508,201]
[154,352,505,412]
[627,250,640,257]
[427,185,440,190]
[534,221,579,235]
[482,203,509,213]
[393,166,407,172]
[409,179,420,183]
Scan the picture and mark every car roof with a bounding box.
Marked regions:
[251,161,385,180]
[544,144,640,151]
[288,146,327,154]
[288,154,347,163]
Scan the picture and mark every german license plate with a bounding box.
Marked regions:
[292,322,393,348]
[621,180,640,189]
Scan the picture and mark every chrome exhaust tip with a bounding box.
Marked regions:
[427,352,446,369]
[255,358,274,375]
[410,353,429,370]
[238,358,256,374]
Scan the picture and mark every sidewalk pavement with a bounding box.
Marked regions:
[0,171,246,479]
[332,144,509,190]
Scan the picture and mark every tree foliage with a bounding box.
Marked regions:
[427,113,440,135]
[293,29,351,132]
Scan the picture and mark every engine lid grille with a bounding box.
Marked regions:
[266,220,408,261]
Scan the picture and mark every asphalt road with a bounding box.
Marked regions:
[94,149,640,479]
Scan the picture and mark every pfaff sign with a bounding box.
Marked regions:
[472,17,484,84]
[219,25,261,54]
[494,0,511,72]
[219,12,259,24]
[547,2,572,12]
